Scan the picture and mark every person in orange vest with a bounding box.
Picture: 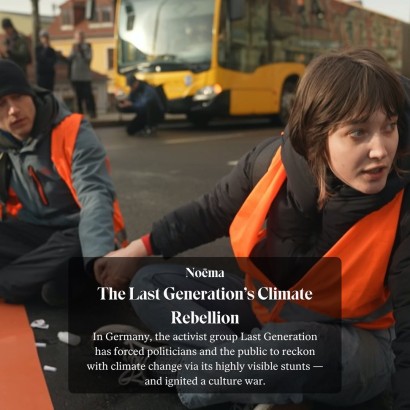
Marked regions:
[0,59,127,306]
[94,49,410,409]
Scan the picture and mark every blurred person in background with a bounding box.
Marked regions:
[68,30,96,118]
[35,30,57,91]
[0,18,31,74]
[117,74,165,136]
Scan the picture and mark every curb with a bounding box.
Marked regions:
[90,119,129,128]
[89,113,186,128]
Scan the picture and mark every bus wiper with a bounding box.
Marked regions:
[152,54,179,62]
[119,63,144,74]
[120,60,205,74]
[147,61,191,72]
[187,62,211,73]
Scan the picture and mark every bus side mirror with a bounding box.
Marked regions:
[85,0,96,21]
[228,0,245,21]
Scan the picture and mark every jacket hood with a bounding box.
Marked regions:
[0,87,69,152]
[398,76,410,171]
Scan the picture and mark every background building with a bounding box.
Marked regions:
[0,1,116,115]
[0,11,53,36]
[48,0,116,113]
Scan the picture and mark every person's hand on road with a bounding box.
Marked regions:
[94,239,148,290]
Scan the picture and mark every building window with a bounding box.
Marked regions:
[61,9,73,25]
[100,6,113,22]
[107,48,114,69]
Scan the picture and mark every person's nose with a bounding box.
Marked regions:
[368,133,388,160]
[8,102,19,117]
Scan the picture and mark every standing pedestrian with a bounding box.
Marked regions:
[35,30,57,91]
[68,30,97,118]
[0,18,31,74]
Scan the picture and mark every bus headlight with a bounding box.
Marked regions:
[192,84,222,102]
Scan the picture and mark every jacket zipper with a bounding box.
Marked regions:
[27,165,49,206]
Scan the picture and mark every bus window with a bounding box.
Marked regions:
[249,0,269,68]
[125,3,135,31]
[178,16,213,63]
[217,1,230,67]
[117,0,214,72]
[219,0,250,71]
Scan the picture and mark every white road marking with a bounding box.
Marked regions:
[164,132,249,144]
[227,160,239,166]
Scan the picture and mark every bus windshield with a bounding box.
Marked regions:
[118,0,215,73]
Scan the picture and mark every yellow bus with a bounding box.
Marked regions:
[111,0,409,126]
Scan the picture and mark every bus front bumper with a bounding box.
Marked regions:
[167,91,230,118]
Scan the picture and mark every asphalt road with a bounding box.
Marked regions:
[102,118,276,252]
[26,119,391,410]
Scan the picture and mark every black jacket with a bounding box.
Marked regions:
[150,76,410,409]
[150,134,410,409]
[35,45,57,90]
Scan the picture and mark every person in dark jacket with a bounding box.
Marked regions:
[0,18,31,74]
[0,60,127,306]
[117,74,165,136]
[35,30,57,91]
[94,49,410,410]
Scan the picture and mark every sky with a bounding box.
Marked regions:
[0,1,67,17]
[0,0,409,22]
[362,0,410,21]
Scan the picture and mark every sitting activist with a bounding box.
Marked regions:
[0,59,127,306]
[94,48,410,409]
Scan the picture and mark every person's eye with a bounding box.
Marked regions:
[347,129,365,139]
[9,95,22,103]
[384,121,397,133]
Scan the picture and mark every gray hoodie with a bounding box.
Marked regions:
[69,42,92,82]
[0,89,117,259]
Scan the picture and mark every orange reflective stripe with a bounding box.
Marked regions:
[230,147,401,329]
[230,146,285,256]
[324,192,401,318]
[50,113,83,206]
[282,190,402,328]
[5,187,23,217]
[113,200,128,247]
[230,147,286,294]
[51,114,128,247]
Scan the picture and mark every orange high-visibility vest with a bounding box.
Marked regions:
[51,113,128,248]
[1,113,127,248]
[230,146,403,330]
